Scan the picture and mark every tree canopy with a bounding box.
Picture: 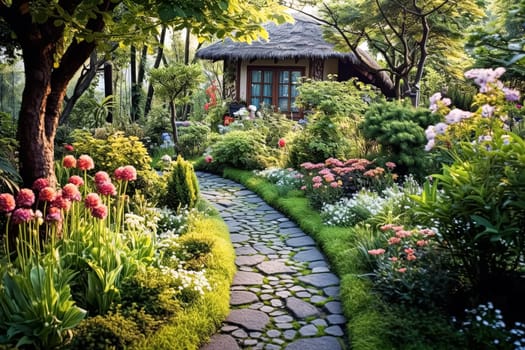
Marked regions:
[0,0,291,186]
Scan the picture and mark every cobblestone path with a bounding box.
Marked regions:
[198,172,347,350]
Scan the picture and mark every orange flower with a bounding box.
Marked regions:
[62,155,77,169]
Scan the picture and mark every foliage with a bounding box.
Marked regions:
[416,68,525,293]
[365,225,456,309]
[456,302,525,349]
[71,129,161,199]
[288,113,355,167]
[467,0,525,82]
[0,261,86,349]
[209,130,271,170]
[161,155,199,211]
[0,112,19,193]
[310,0,484,98]
[177,123,211,159]
[254,167,304,195]
[360,100,442,178]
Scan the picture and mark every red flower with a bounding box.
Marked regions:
[94,171,111,185]
[278,138,286,148]
[38,187,57,202]
[68,175,84,187]
[97,182,116,196]
[64,144,74,152]
[46,207,62,222]
[62,155,77,169]
[91,204,108,219]
[84,193,102,209]
[0,193,16,213]
[32,178,49,192]
[62,183,81,201]
[114,165,137,181]
[77,155,94,171]
[16,188,35,207]
[205,155,213,163]
[11,208,34,224]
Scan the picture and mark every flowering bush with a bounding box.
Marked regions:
[299,157,397,209]
[366,224,456,308]
[254,167,303,195]
[415,67,525,295]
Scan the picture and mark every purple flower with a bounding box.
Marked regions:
[502,87,520,102]
[481,104,495,118]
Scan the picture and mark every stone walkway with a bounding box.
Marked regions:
[198,172,347,350]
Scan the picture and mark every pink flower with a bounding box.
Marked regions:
[380,224,395,231]
[385,162,396,170]
[397,268,407,273]
[46,207,62,222]
[323,174,335,182]
[416,240,428,247]
[114,165,137,181]
[205,155,213,163]
[404,248,415,255]
[0,193,16,213]
[32,178,49,192]
[84,193,102,209]
[406,254,417,261]
[389,257,398,262]
[91,204,108,219]
[94,171,111,185]
[368,248,386,256]
[97,182,116,196]
[64,144,74,152]
[38,187,57,202]
[16,188,35,207]
[330,181,339,188]
[313,182,322,189]
[300,185,306,191]
[68,175,84,187]
[51,192,71,211]
[312,176,322,183]
[278,138,286,148]
[77,155,94,171]
[388,237,401,245]
[62,155,77,169]
[11,208,34,224]
[62,184,81,201]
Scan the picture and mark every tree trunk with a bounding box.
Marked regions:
[169,100,179,154]
[144,26,167,118]
[130,45,137,122]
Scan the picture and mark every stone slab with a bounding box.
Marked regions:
[230,291,259,305]
[286,236,316,247]
[285,336,342,350]
[233,271,264,286]
[286,297,320,319]
[256,261,296,274]
[235,254,265,266]
[298,273,340,288]
[226,309,270,331]
[201,334,240,350]
[293,248,325,262]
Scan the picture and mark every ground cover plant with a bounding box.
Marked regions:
[0,151,235,349]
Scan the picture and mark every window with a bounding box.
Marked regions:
[247,67,303,116]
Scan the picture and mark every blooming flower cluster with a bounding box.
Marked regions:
[204,83,218,112]
[425,67,522,151]
[254,167,303,194]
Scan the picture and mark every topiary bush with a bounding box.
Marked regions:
[360,100,442,179]
[161,155,199,210]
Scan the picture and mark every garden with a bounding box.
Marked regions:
[1,0,525,349]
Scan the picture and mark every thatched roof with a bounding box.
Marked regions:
[196,12,359,62]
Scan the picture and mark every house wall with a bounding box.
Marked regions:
[237,58,340,100]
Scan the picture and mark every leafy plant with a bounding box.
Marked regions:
[0,261,86,349]
[209,130,270,170]
[177,123,211,159]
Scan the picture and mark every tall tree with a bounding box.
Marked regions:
[0,0,291,187]
[292,0,485,103]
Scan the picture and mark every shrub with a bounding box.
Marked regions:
[209,130,270,170]
[161,155,199,211]
[360,100,442,179]
[177,123,211,159]
[365,224,456,309]
[254,167,303,195]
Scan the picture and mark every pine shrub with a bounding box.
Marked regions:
[162,155,199,210]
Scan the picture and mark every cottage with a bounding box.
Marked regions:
[196,12,386,119]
